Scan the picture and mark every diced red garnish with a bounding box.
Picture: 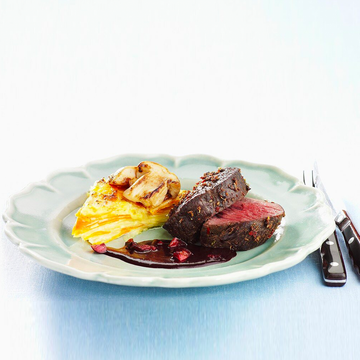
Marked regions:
[169,237,186,248]
[125,239,157,253]
[173,248,192,262]
[91,243,107,253]
[134,244,156,252]
[125,239,135,250]
[155,240,163,246]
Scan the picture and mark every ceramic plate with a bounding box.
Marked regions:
[3,154,335,288]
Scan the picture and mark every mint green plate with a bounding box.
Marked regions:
[3,154,335,287]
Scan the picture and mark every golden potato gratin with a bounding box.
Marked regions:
[72,161,186,245]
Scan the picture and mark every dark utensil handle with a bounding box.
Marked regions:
[341,216,360,275]
[319,231,347,287]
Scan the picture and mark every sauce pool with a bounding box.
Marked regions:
[99,239,237,269]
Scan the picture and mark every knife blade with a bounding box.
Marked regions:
[313,162,360,275]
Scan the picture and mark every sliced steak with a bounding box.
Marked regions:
[163,167,249,243]
[200,197,285,251]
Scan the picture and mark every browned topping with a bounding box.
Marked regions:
[99,191,117,201]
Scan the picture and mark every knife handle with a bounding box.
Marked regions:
[319,231,347,287]
[340,212,360,275]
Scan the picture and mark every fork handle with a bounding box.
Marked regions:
[319,231,347,287]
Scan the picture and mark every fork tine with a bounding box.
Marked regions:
[311,170,315,187]
[302,170,306,185]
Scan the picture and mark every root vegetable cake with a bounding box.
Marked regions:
[72,161,185,245]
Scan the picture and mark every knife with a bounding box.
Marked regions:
[303,169,347,286]
[313,163,360,275]
[304,169,346,287]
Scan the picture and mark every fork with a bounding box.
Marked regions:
[303,170,347,287]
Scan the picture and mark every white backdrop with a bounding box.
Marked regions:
[2,0,359,224]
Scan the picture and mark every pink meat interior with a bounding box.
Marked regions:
[208,198,284,225]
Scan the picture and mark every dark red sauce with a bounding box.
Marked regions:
[98,239,237,269]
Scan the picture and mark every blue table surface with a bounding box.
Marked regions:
[2,222,360,360]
